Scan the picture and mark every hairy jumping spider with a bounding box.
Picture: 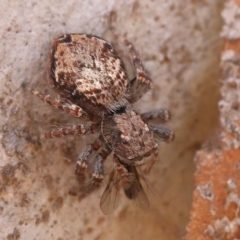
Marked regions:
[33,29,174,214]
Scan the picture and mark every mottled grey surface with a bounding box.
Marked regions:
[0,1,223,239]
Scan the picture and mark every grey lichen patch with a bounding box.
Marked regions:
[225,179,239,209]
[204,224,215,237]
[204,217,236,239]
[219,50,240,149]
[226,178,237,192]
[210,206,217,216]
[0,0,224,239]
[204,215,240,239]
[221,1,240,40]
[2,127,21,156]
[1,123,40,161]
[204,179,240,239]
[197,183,214,201]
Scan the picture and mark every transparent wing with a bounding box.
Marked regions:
[124,166,150,211]
[138,167,160,198]
[100,170,120,215]
[131,182,150,211]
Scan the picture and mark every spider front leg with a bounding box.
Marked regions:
[80,148,112,197]
[150,125,174,142]
[143,125,174,174]
[75,145,94,179]
[33,90,87,118]
[141,109,171,123]
[141,109,174,142]
[91,143,111,189]
[77,137,111,192]
[110,27,152,103]
[75,136,104,179]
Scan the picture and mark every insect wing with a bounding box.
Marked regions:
[131,180,150,211]
[125,167,150,211]
[100,171,120,215]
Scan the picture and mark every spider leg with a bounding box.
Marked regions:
[143,125,174,175]
[141,109,171,123]
[75,136,110,179]
[33,90,87,118]
[81,153,110,195]
[150,125,174,142]
[110,27,152,103]
[40,123,99,139]
[91,155,105,188]
[143,147,159,174]
[75,145,94,178]
[78,137,111,196]
[91,142,111,189]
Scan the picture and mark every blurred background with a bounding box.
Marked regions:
[0,1,224,239]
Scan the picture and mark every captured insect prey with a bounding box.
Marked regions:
[34,28,174,214]
[100,157,150,215]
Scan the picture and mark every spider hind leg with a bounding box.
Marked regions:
[110,28,153,103]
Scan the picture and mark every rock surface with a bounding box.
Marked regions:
[0,1,223,239]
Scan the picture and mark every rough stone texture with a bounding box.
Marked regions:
[186,1,240,240]
[0,1,223,240]
[186,150,240,240]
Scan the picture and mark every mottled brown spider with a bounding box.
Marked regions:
[33,29,174,214]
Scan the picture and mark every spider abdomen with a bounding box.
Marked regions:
[48,34,129,112]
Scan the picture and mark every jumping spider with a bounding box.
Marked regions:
[33,29,174,214]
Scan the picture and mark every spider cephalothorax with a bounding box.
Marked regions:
[101,105,157,163]
[34,29,174,214]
